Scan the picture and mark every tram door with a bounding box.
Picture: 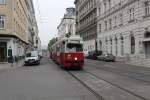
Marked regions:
[0,42,7,62]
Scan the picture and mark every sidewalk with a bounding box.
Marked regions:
[0,60,24,71]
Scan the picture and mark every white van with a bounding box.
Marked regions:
[24,51,40,65]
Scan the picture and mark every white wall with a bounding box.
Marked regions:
[7,38,25,57]
[83,39,96,52]
[97,0,150,59]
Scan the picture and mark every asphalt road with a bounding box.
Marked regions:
[0,58,98,100]
[1,58,150,100]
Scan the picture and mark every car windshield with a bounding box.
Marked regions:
[26,53,31,57]
[31,51,38,57]
[66,43,83,52]
[26,52,38,57]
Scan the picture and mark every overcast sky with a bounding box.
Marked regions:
[33,0,75,48]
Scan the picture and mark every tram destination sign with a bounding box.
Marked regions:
[69,40,80,43]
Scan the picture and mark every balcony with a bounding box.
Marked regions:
[79,7,96,21]
[79,18,97,31]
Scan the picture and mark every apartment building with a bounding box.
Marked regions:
[26,0,39,51]
[97,0,150,60]
[0,0,38,62]
[57,7,76,38]
[75,0,97,52]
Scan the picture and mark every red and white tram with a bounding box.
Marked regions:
[51,35,84,70]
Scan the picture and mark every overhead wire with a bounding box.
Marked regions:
[36,0,43,23]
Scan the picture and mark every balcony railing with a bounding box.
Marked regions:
[79,18,97,31]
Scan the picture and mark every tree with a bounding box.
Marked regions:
[48,37,58,52]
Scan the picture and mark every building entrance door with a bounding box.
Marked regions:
[145,42,150,58]
[0,42,7,62]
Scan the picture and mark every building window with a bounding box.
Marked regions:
[104,3,107,13]
[129,8,135,22]
[144,31,150,38]
[105,21,107,30]
[119,13,123,26]
[121,36,124,56]
[110,39,112,54]
[0,0,6,4]
[0,15,5,29]
[99,24,101,33]
[99,41,102,50]
[109,18,112,29]
[115,38,118,56]
[108,0,111,9]
[144,1,150,16]
[99,6,101,15]
[114,16,117,28]
[106,39,108,53]
[131,35,135,54]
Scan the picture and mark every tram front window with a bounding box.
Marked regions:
[66,43,83,52]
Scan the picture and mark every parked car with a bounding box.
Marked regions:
[84,50,89,58]
[97,54,115,62]
[86,50,102,60]
[97,54,106,61]
[24,51,40,65]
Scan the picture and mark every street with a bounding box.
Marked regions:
[0,58,150,100]
[0,58,98,100]
[1,0,150,100]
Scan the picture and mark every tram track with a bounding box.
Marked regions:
[68,71,105,100]
[68,70,148,100]
[85,60,150,84]
[85,70,148,100]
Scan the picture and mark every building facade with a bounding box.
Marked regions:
[0,0,38,62]
[26,0,39,52]
[57,7,76,38]
[97,0,150,60]
[75,0,97,52]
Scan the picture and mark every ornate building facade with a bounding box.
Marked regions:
[97,0,150,60]
[0,0,39,62]
[75,0,97,52]
[57,7,76,38]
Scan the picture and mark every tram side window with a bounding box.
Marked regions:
[56,46,59,52]
[66,43,83,52]
[61,43,65,53]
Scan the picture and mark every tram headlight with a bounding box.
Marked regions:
[74,57,78,61]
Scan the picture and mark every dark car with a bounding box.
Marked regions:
[86,50,102,60]
[97,54,115,62]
